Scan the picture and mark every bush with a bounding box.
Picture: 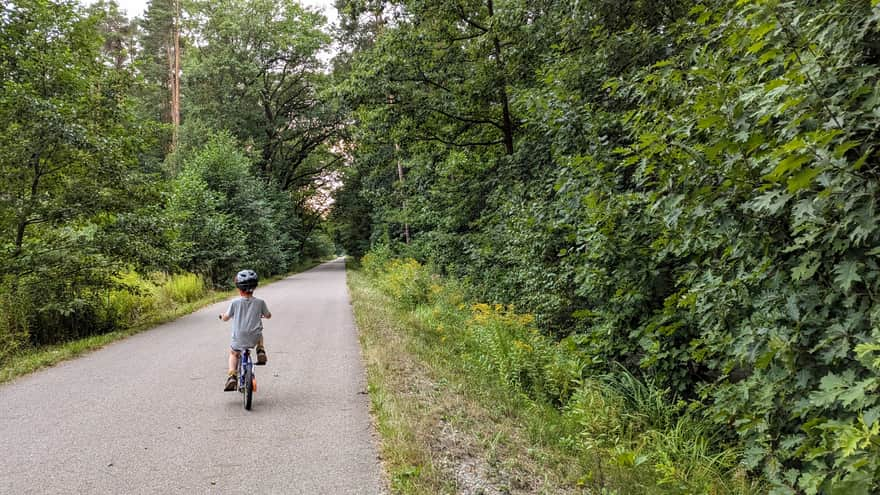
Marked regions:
[361,243,394,277]
[101,270,158,327]
[369,255,432,308]
[159,272,207,304]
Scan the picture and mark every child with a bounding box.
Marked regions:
[219,269,271,391]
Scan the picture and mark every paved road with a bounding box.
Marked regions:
[0,259,384,494]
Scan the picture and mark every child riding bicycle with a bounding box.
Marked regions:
[219,269,272,391]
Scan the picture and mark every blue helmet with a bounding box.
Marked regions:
[234,269,259,292]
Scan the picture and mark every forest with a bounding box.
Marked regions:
[1,0,337,356]
[4,0,880,492]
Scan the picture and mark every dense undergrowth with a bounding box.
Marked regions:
[360,250,760,494]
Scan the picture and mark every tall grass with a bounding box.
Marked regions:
[157,272,207,304]
[0,269,211,379]
[359,253,759,493]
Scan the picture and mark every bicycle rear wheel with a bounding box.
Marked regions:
[243,367,253,410]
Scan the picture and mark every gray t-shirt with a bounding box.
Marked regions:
[227,296,270,349]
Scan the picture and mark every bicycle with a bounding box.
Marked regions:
[236,347,257,410]
[219,301,267,410]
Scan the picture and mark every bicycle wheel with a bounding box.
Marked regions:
[243,367,253,410]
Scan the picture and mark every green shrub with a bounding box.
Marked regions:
[563,379,629,453]
[98,270,206,331]
[376,257,432,308]
[160,272,206,304]
[467,302,553,398]
[101,270,158,327]
[362,243,394,277]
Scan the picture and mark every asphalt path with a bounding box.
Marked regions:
[0,259,384,494]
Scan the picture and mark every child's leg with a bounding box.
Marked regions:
[225,349,241,391]
[228,349,240,375]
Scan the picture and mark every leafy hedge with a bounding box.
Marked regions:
[544,3,880,491]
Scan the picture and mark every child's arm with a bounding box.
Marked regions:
[261,300,271,319]
[219,302,235,322]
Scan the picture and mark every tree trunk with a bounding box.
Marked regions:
[170,0,181,151]
[13,158,42,259]
[487,0,514,155]
[395,142,410,244]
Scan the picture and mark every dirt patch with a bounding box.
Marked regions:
[433,418,507,495]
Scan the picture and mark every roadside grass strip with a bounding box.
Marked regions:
[349,257,763,494]
[350,269,591,494]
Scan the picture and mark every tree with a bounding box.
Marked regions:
[332,0,880,489]
[136,0,185,149]
[86,0,137,69]
[168,133,305,283]
[186,0,341,191]
[0,0,151,345]
[333,0,564,254]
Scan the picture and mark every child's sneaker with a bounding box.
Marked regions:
[224,373,237,391]
[256,347,267,365]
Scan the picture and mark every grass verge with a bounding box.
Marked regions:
[349,256,762,494]
[350,268,586,494]
[0,258,325,385]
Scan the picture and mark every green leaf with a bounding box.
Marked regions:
[787,168,820,193]
[862,407,880,428]
[742,445,766,469]
[747,190,792,215]
[833,141,860,158]
[833,260,863,292]
[809,373,849,408]
[836,425,863,457]
[838,379,876,408]
[749,21,777,41]
[797,469,825,495]
[853,149,871,170]
[756,349,777,369]
[766,155,811,181]
[748,40,766,54]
